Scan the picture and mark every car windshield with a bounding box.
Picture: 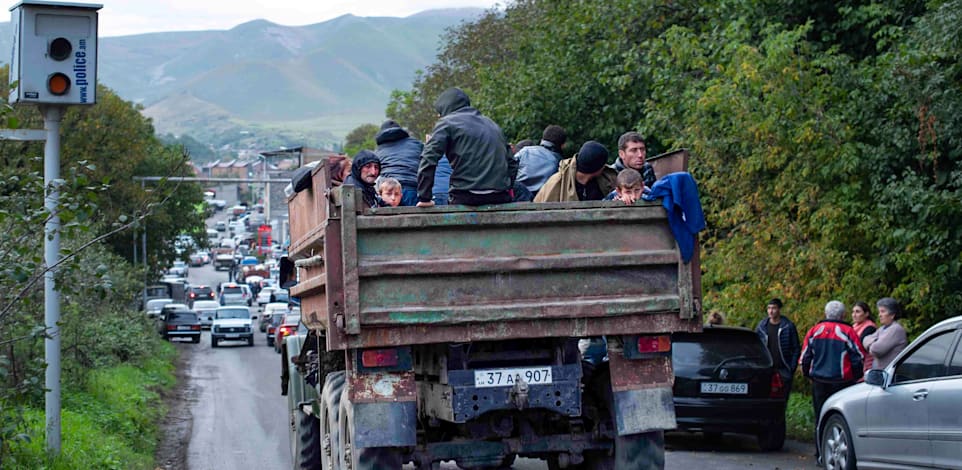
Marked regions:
[222,287,243,295]
[672,330,772,373]
[191,287,212,295]
[173,261,186,267]
[282,314,301,326]
[216,308,249,319]
[167,311,197,322]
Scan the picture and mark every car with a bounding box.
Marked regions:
[220,283,253,306]
[189,252,208,267]
[210,306,256,348]
[274,312,301,353]
[256,286,278,308]
[239,256,258,266]
[269,289,290,305]
[145,298,174,319]
[215,220,227,232]
[168,260,189,277]
[671,325,788,451]
[818,315,962,470]
[219,238,237,249]
[265,313,284,347]
[157,307,201,343]
[260,302,289,332]
[192,300,219,329]
[186,285,215,307]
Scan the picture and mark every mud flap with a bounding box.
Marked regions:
[350,401,417,449]
[607,342,676,435]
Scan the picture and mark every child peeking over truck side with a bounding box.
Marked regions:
[377,177,403,207]
[604,168,649,205]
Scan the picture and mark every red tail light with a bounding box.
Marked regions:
[268,326,276,334]
[770,372,785,398]
[191,325,201,331]
[166,325,177,331]
[637,335,671,353]
[189,293,196,298]
[361,348,399,368]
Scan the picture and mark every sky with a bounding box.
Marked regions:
[81,0,501,37]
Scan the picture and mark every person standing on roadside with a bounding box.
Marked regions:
[416,87,517,207]
[851,301,878,372]
[800,300,866,464]
[861,297,909,370]
[755,298,801,397]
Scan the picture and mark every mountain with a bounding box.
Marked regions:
[0,9,481,152]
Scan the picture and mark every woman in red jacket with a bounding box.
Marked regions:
[851,301,877,372]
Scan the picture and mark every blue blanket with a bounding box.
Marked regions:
[642,172,705,263]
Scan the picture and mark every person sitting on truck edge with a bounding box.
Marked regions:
[343,150,381,208]
[611,131,656,189]
[534,141,617,202]
[604,168,648,204]
[416,87,518,207]
[515,125,567,199]
[377,177,403,207]
[375,119,423,206]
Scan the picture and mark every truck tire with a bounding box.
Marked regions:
[338,388,403,470]
[289,379,322,469]
[320,371,346,470]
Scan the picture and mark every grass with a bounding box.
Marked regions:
[786,388,816,442]
[2,343,176,469]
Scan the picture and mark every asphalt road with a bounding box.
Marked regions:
[172,206,817,470]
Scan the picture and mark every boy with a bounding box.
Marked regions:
[604,168,647,204]
[377,177,403,207]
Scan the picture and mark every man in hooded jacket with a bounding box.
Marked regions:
[416,88,517,206]
[343,150,381,208]
[375,119,423,206]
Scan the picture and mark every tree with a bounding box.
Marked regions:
[343,123,378,156]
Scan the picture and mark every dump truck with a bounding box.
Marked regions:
[281,150,702,469]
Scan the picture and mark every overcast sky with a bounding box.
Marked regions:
[84,0,500,37]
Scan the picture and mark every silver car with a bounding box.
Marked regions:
[818,315,962,470]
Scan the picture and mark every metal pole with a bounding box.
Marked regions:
[263,157,270,229]
[41,105,64,455]
[142,179,148,309]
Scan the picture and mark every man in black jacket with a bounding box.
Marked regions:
[343,150,381,208]
[375,119,423,206]
[416,88,517,206]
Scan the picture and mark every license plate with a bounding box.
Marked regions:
[225,334,240,339]
[177,325,191,330]
[474,367,552,388]
[700,382,748,394]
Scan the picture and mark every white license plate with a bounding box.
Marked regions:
[177,325,192,330]
[700,382,748,394]
[225,334,240,339]
[474,367,553,388]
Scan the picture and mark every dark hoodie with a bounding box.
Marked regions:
[417,88,518,203]
[343,150,380,208]
[374,121,423,189]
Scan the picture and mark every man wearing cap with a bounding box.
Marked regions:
[375,119,423,206]
[534,141,617,202]
[756,298,801,397]
[416,87,517,207]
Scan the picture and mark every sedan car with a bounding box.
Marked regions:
[671,325,788,451]
[168,260,189,277]
[274,313,301,354]
[157,308,201,343]
[256,286,278,308]
[192,300,220,329]
[260,302,289,332]
[818,315,962,470]
[145,298,174,319]
[187,285,215,307]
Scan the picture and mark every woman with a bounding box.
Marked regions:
[861,297,908,370]
[851,301,877,371]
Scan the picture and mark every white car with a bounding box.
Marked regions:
[260,302,289,332]
[192,300,220,329]
[145,298,173,319]
[256,286,277,307]
[210,306,255,347]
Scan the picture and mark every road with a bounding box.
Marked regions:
[168,205,817,470]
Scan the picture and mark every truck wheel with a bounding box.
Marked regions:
[289,379,322,469]
[321,371,346,470]
[338,388,403,470]
[758,420,786,451]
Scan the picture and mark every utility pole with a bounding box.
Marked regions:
[40,104,64,454]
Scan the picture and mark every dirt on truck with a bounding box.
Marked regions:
[279,149,703,470]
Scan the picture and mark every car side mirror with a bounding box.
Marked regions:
[865,369,887,387]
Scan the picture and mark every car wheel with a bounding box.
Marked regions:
[821,414,856,470]
[248,336,254,347]
[758,420,786,451]
[191,336,200,344]
[338,388,403,470]
[267,337,274,347]
[289,380,322,469]
[321,371,346,470]
[211,338,218,348]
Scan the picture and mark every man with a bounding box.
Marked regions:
[800,300,866,463]
[374,119,423,206]
[611,132,656,189]
[755,298,801,397]
[515,125,566,198]
[416,88,517,207]
[534,141,617,202]
[343,150,381,208]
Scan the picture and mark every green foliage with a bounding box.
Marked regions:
[2,349,174,469]
[785,391,816,441]
[343,123,378,156]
